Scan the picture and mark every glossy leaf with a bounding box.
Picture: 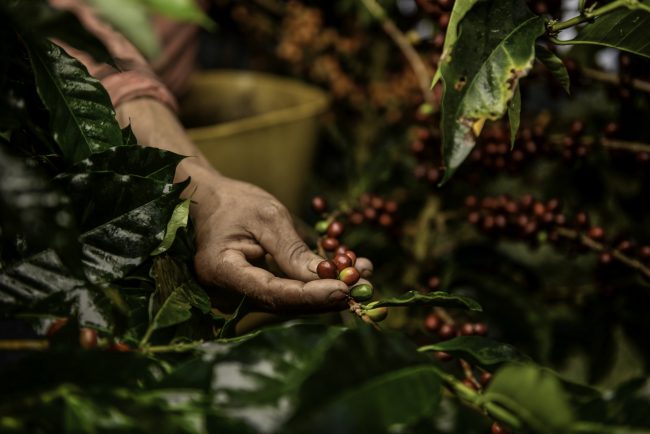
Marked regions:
[364,290,482,311]
[484,364,575,433]
[80,182,186,284]
[29,41,122,162]
[0,142,81,270]
[431,0,481,87]
[418,336,530,367]
[152,199,191,255]
[218,296,250,338]
[58,172,174,231]
[72,146,185,183]
[536,45,570,94]
[439,0,545,182]
[0,250,84,310]
[508,85,521,148]
[569,7,650,59]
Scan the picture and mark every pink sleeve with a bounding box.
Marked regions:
[48,0,179,112]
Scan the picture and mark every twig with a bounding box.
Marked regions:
[459,358,482,390]
[358,0,435,106]
[0,339,49,351]
[548,0,631,33]
[144,341,204,354]
[554,227,650,280]
[581,66,650,95]
[547,134,650,154]
[348,299,382,331]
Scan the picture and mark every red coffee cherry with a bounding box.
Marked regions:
[321,237,340,251]
[327,221,345,238]
[427,276,440,290]
[109,342,131,352]
[46,318,69,337]
[344,250,357,265]
[378,213,393,227]
[491,422,508,434]
[333,254,353,271]
[587,226,605,240]
[460,323,475,336]
[435,351,453,362]
[79,328,98,349]
[424,313,441,332]
[317,260,338,279]
[480,371,492,386]
[473,323,488,336]
[349,212,364,225]
[438,323,456,340]
[335,245,349,256]
[384,200,399,213]
[311,196,327,214]
[338,267,361,286]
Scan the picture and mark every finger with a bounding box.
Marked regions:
[255,209,324,281]
[354,257,373,278]
[212,249,349,312]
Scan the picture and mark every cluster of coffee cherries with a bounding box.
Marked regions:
[311,196,388,321]
[465,194,650,268]
[47,318,130,351]
[465,194,568,243]
[410,126,445,186]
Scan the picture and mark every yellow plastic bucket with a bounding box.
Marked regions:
[180,70,330,212]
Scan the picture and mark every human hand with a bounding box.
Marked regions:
[190,168,371,312]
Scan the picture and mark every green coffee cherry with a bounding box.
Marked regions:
[315,220,329,234]
[365,307,388,322]
[350,283,373,301]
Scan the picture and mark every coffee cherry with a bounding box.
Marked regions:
[339,267,361,286]
[460,323,475,336]
[473,323,488,336]
[640,245,650,259]
[384,200,399,213]
[109,342,131,352]
[311,196,327,214]
[438,323,456,340]
[491,422,508,434]
[424,313,441,332]
[46,318,69,337]
[587,226,605,240]
[321,237,340,251]
[350,283,373,301]
[378,213,393,227]
[333,253,353,271]
[363,207,377,221]
[79,327,98,349]
[365,307,388,322]
[427,276,440,290]
[349,212,364,225]
[575,212,589,227]
[314,220,329,234]
[344,250,357,265]
[335,245,349,256]
[327,221,345,238]
[435,351,453,362]
[599,252,613,265]
[317,260,338,279]
[479,371,492,386]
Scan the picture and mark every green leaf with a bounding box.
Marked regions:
[0,142,81,271]
[0,250,84,310]
[287,326,442,434]
[58,172,174,231]
[87,0,160,59]
[152,199,190,255]
[143,0,215,30]
[218,296,250,338]
[439,0,545,182]
[536,45,571,94]
[147,285,194,331]
[484,364,575,433]
[418,336,531,367]
[431,0,481,87]
[72,145,184,183]
[80,182,186,284]
[568,6,650,59]
[364,290,482,311]
[29,41,122,162]
[508,85,521,148]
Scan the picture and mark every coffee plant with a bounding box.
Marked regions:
[2,0,650,432]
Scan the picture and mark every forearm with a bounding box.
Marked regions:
[115,98,220,198]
